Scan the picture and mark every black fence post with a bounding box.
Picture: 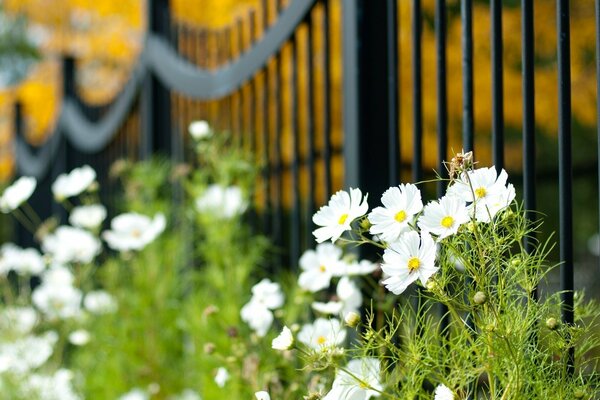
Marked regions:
[342,0,397,199]
[142,0,172,158]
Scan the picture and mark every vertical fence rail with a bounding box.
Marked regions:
[387,0,400,186]
[491,0,504,171]
[557,0,574,373]
[412,0,423,183]
[461,0,474,153]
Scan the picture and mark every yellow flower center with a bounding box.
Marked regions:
[319,265,327,273]
[475,187,487,199]
[338,213,349,225]
[441,216,454,228]
[407,257,421,272]
[394,210,407,223]
[131,228,142,238]
[317,336,327,345]
[359,382,369,389]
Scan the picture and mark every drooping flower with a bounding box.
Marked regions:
[214,367,230,388]
[381,231,438,295]
[83,290,117,314]
[255,391,270,400]
[102,212,166,251]
[312,277,362,316]
[417,196,469,240]
[0,243,45,276]
[298,243,344,292]
[272,325,294,350]
[368,184,423,242]
[297,318,346,351]
[323,357,383,400]
[42,226,101,264]
[195,184,247,219]
[313,188,369,243]
[0,176,36,213]
[69,204,107,230]
[189,120,212,140]
[434,384,455,400]
[52,165,96,201]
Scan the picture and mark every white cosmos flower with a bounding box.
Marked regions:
[195,184,247,219]
[52,165,96,200]
[418,196,469,240]
[240,299,274,337]
[470,183,515,223]
[24,368,80,400]
[298,243,344,292]
[32,282,83,320]
[250,279,284,310]
[272,326,294,350]
[368,184,423,242]
[449,166,508,205]
[0,331,58,374]
[313,188,369,243]
[312,277,362,316]
[434,384,455,400]
[297,318,346,351]
[69,204,107,230]
[0,243,45,276]
[84,290,117,314]
[381,231,438,295]
[0,176,36,213]
[255,391,270,400]
[41,264,74,287]
[68,329,90,346]
[189,120,212,140]
[102,212,166,251]
[323,357,382,400]
[214,367,230,388]
[0,306,37,334]
[42,226,101,264]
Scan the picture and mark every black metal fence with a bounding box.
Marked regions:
[10,0,600,346]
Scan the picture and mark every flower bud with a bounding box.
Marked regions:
[204,342,216,354]
[359,218,371,231]
[574,389,585,398]
[344,311,361,328]
[473,291,487,305]
[203,305,219,317]
[546,317,559,330]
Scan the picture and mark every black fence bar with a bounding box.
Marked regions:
[290,36,301,267]
[412,0,423,183]
[273,52,283,259]
[557,0,574,372]
[461,0,474,152]
[322,0,332,198]
[248,10,257,153]
[435,0,448,189]
[595,0,600,272]
[522,0,536,295]
[306,15,316,247]
[491,0,504,171]
[261,0,271,236]
[387,0,400,186]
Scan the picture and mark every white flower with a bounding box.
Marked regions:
[33,282,83,320]
[381,231,438,295]
[84,290,117,314]
[272,326,294,350]
[313,188,369,243]
[434,384,455,400]
[52,165,96,200]
[195,184,247,218]
[344,311,361,327]
[42,226,101,264]
[102,212,166,251]
[0,244,45,276]
[40,264,74,287]
[0,176,36,212]
[341,259,379,276]
[214,367,230,388]
[69,204,107,230]
[24,368,81,400]
[118,388,149,400]
[0,331,58,374]
[255,391,270,400]
[69,329,90,346]
[250,279,285,310]
[418,196,469,240]
[368,184,423,242]
[240,300,274,337]
[312,277,362,316]
[323,358,382,400]
[297,318,346,350]
[298,243,344,292]
[0,306,37,334]
[449,166,508,205]
[470,183,515,223]
[189,120,212,140]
